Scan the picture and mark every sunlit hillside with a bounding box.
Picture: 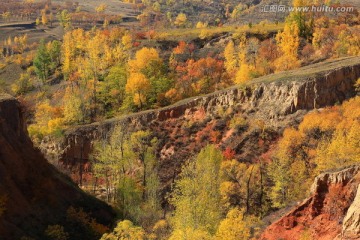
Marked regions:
[0,0,359,239]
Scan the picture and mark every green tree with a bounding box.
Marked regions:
[92,124,130,202]
[48,40,62,67]
[98,65,128,117]
[11,73,33,95]
[169,145,223,237]
[129,131,158,200]
[58,10,71,29]
[63,86,83,124]
[288,0,314,40]
[33,39,51,83]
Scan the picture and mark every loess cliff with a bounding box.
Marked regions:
[0,94,115,240]
[260,165,360,240]
[41,57,360,196]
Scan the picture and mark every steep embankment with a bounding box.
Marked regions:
[260,165,360,240]
[41,57,360,194]
[0,94,114,239]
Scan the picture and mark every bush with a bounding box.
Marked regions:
[229,115,247,130]
[44,225,69,240]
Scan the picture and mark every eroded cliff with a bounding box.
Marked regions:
[260,165,360,240]
[41,57,360,195]
[0,94,115,240]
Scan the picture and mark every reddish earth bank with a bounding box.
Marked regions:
[41,57,360,198]
[260,165,360,240]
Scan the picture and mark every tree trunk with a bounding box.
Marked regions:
[246,166,254,214]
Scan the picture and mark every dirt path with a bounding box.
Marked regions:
[0,21,35,29]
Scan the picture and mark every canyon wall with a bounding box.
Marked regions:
[260,165,360,240]
[41,57,360,192]
[0,94,115,239]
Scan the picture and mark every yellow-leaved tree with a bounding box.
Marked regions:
[128,47,162,73]
[169,145,223,239]
[224,40,237,77]
[215,208,259,240]
[274,22,300,71]
[125,72,150,108]
[174,13,187,28]
[101,220,145,240]
[235,35,252,84]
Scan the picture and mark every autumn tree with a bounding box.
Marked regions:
[215,208,259,240]
[235,35,253,84]
[129,131,158,198]
[57,10,71,29]
[63,86,83,124]
[221,160,263,215]
[61,28,130,121]
[127,130,161,225]
[14,34,28,53]
[92,124,131,202]
[274,22,300,71]
[169,145,223,237]
[33,39,51,84]
[125,72,150,109]
[48,40,61,67]
[268,128,310,208]
[174,13,187,28]
[45,225,69,240]
[288,0,314,40]
[128,47,171,107]
[98,65,128,116]
[95,3,107,14]
[101,220,145,240]
[256,39,278,75]
[93,129,161,223]
[174,57,227,98]
[11,73,34,95]
[224,40,237,77]
[28,100,64,142]
[41,9,48,25]
[128,47,162,74]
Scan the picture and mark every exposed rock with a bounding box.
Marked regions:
[340,184,360,239]
[40,57,360,197]
[260,165,360,240]
[0,94,115,239]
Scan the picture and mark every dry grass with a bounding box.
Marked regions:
[154,22,284,41]
[251,56,360,85]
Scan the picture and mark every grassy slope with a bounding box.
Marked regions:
[65,56,360,132]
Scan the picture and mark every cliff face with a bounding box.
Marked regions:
[41,57,360,192]
[260,165,360,240]
[0,94,114,240]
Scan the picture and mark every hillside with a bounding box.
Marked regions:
[40,56,360,197]
[0,94,115,240]
[260,165,360,240]
[0,0,359,238]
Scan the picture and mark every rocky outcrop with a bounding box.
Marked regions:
[341,183,360,239]
[40,57,360,192]
[0,94,115,240]
[260,165,360,240]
